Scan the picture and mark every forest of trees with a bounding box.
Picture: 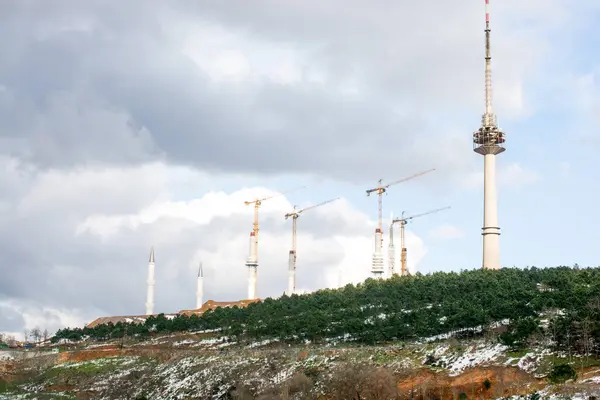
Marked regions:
[53,267,600,355]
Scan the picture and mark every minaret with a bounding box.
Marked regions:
[371,228,385,278]
[388,212,396,277]
[196,262,203,309]
[473,0,506,270]
[245,232,258,299]
[145,247,155,315]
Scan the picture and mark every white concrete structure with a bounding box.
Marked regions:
[245,232,258,299]
[145,247,155,315]
[287,250,295,295]
[387,212,396,277]
[196,262,204,309]
[371,228,385,278]
[473,0,506,270]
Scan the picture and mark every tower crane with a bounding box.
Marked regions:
[244,185,305,262]
[243,185,305,300]
[366,169,436,245]
[284,197,340,295]
[391,206,450,276]
[366,169,435,278]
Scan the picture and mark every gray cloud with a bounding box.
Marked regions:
[0,0,576,182]
[0,306,25,333]
[0,0,596,337]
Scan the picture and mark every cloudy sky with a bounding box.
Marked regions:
[0,0,599,339]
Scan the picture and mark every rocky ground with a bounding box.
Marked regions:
[1,333,599,399]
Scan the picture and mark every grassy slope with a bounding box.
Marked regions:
[1,336,600,399]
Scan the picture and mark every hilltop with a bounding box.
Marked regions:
[54,266,600,348]
[1,266,600,399]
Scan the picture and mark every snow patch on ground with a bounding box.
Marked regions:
[247,338,279,349]
[423,342,507,376]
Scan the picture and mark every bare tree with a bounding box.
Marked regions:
[329,363,397,400]
[23,329,29,343]
[42,329,50,342]
[30,327,42,343]
[6,335,16,347]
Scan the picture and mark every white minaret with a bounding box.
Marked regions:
[371,228,385,278]
[196,262,203,309]
[245,232,258,299]
[145,247,155,315]
[473,0,506,270]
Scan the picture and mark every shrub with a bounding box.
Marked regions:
[547,364,577,384]
[483,378,492,389]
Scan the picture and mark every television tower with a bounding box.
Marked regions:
[473,0,506,270]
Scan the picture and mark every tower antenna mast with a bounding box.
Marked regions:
[473,0,506,270]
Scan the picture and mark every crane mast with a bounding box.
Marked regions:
[388,211,396,277]
[366,169,436,245]
[284,197,339,295]
[366,169,435,278]
[244,185,305,262]
[243,185,305,300]
[392,206,451,276]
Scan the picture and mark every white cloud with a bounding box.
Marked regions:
[0,300,88,340]
[75,183,428,303]
[0,160,430,331]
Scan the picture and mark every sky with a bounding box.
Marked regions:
[0,0,599,339]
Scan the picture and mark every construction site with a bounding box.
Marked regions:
[88,0,505,328]
[89,169,452,328]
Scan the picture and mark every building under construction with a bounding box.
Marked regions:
[87,299,260,328]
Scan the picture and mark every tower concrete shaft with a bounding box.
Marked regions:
[482,153,500,269]
[286,216,298,296]
[145,247,155,315]
[388,221,396,277]
[287,250,295,295]
[245,232,258,299]
[371,228,385,278]
[473,0,505,270]
[196,262,204,309]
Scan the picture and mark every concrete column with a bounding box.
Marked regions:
[482,153,501,269]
